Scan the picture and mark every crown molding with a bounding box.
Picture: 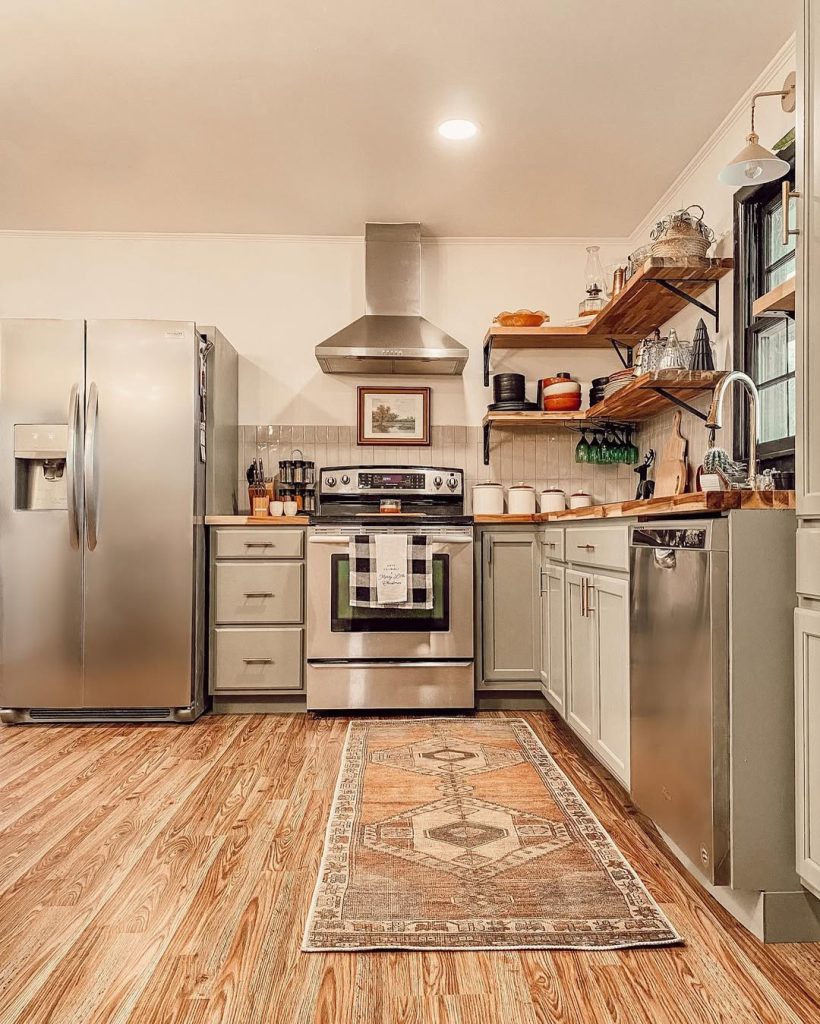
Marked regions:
[628,34,797,244]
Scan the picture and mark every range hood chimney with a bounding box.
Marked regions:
[315,223,469,375]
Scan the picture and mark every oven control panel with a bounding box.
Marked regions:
[319,466,463,496]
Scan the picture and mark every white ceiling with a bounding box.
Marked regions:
[0,1,793,237]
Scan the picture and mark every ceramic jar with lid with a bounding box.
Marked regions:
[539,488,566,513]
[507,483,537,515]
[472,482,504,516]
[569,491,593,510]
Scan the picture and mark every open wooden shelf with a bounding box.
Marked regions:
[585,370,727,422]
[481,370,728,463]
[483,258,734,354]
[482,409,587,428]
[752,276,795,318]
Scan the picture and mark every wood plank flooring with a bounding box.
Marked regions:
[2,710,820,1023]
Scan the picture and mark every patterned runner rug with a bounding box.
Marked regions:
[303,718,681,951]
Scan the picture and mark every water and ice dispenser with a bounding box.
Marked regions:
[14,424,69,510]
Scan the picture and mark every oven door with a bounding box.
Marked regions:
[306,527,474,660]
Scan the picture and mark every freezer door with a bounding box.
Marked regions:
[83,321,199,708]
[0,320,85,708]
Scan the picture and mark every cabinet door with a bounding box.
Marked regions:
[566,569,595,742]
[593,573,631,787]
[481,531,540,683]
[540,560,566,716]
[796,609,820,896]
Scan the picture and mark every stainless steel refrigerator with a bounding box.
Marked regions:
[0,319,238,724]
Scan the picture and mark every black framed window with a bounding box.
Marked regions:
[733,142,796,474]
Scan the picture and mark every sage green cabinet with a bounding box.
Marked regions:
[539,558,566,716]
[565,566,630,788]
[478,529,541,688]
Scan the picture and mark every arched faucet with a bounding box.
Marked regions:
[705,371,761,488]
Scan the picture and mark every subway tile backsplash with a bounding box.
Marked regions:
[239,424,636,513]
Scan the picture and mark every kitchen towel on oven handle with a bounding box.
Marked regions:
[349,534,434,609]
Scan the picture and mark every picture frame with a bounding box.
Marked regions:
[357,386,431,446]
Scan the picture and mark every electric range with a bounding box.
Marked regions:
[306,466,475,711]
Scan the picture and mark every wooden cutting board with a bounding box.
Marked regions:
[654,410,688,497]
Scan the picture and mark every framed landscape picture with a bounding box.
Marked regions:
[357,386,431,446]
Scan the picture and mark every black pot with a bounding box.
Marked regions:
[493,372,526,403]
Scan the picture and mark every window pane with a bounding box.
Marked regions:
[759,380,794,443]
[765,258,795,291]
[754,320,792,383]
[763,196,796,269]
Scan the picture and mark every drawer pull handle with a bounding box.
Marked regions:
[577,544,596,551]
[547,542,556,548]
[244,591,274,598]
[243,658,274,665]
[244,542,275,548]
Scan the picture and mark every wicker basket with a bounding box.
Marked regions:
[650,205,715,261]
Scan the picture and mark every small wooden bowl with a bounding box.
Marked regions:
[493,309,549,328]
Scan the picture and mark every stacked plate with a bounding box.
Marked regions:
[602,368,635,399]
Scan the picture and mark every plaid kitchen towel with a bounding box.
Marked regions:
[349,533,434,609]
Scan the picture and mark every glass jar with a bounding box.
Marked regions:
[659,328,688,370]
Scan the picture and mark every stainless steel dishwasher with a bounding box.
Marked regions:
[629,520,729,885]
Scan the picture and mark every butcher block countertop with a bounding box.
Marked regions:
[205,515,308,526]
[474,490,795,525]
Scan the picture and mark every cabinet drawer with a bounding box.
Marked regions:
[215,562,303,624]
[566,525,628,571]
[542,528,565,561]
[213,627,303,692]
[214,528,304,559]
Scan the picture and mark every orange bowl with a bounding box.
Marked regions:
[544,393,582,412]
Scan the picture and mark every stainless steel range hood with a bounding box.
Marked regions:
[315,223,469,375]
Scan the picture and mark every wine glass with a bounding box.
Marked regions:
[588,431,601,465]
[575,431,590,464]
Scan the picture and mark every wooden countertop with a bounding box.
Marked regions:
[205,515,308,526]
[474,490,795,525]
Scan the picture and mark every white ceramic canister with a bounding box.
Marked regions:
[569,491,593,510]
[472,482,505,516]
[507,483,537,515]
[539,488,566,513]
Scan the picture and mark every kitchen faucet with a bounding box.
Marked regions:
[705,370,760,488]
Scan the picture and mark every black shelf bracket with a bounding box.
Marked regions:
[483,420,492,464]
[609,338,633,369]
[483,337,493,387]
[651,278,720,332]
[646,387,710,421]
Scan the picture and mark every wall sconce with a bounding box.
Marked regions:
[718,72,796,186]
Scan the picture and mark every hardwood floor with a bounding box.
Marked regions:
[2,710,820,1023]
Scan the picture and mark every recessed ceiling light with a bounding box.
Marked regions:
[438,119,478,140]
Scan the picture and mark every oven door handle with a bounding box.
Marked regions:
[308,660,475,668]
[308,534,473,545]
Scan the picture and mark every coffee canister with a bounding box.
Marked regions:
[472,482,504,516]
[507,483,536,515]
[539,488,566,513]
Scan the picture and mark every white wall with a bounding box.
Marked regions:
[0,231,629,424]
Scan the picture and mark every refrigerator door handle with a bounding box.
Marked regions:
[66,383,82,549]
[84,381,100,551]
